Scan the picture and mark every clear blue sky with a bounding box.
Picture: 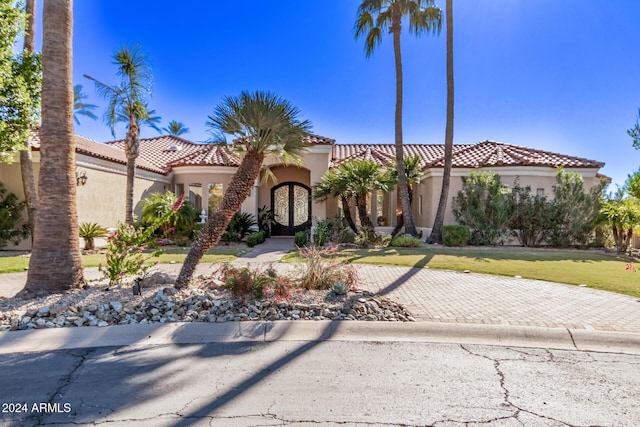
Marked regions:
[36,0,640,188]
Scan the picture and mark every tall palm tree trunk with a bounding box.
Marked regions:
[20,0,37,242]
[175,149,265,288]
[355,193,374,232]
[341,196,359,234]
[428,0,455,244]
[124,126,139,224]
[391,186,413,237]
[23,0,84,296]
[393,23,417,237]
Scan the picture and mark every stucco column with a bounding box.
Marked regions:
[241,178,259,216]
[310,168,326,222]
[201,183,209,214]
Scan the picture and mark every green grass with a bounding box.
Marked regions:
[0,247,247,274]
[281,247,640,298]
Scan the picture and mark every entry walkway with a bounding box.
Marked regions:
[2,239,640,333]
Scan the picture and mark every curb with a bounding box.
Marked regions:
[1,321,639,355]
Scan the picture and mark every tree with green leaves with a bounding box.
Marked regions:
[600,195,640,254]
[355,0,441,237]
[340,159,395,233]
[1,0,41,239]
[175,91,312,288]
[84,45,161,224]
[313,166,359,234]
[389,153,424,236]
[452,171,511,245]
[629,110,640,149]
[22,0,84,297]
[428,0,454,244]
[163,120,189,136]
[73,84,97,125]
[0,181,30,248]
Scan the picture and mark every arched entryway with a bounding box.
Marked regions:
[271,182,311,236]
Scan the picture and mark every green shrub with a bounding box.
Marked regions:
[442,225,470,246]
[140,192,198,239]
[221,212,258,244]
[256,231,266,244]
[313,221,328,246]
[390,234,423,247]
[78,222,108,250]
[294,231,308,247]
[246,232,265,248]
[355,229,383,248]
[452,172,510,245]
[507,180,553,247]
[0,182,30,248]
[257,206,276,237]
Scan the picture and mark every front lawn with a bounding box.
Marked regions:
[0,247,247,274]
[281,247,640,298]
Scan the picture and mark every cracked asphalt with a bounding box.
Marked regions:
[1,340,639,426]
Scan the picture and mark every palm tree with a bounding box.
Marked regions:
[313,167,359,234]
[23,0,84,296]
[73,84,97,125]
[341,159,395,232]
[428,0,454,244]
[390,154,424,236]
[163,120,189,136]
[84,45,160,224]
[19,0,38,242]
[175,91,311,288]
[355,0,441,236]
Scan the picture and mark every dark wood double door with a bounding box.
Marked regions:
[271,182,311,236]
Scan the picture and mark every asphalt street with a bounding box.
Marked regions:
[1,337,639,427]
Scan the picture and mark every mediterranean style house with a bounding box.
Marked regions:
[0,133,605,249]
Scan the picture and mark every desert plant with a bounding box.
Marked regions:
[331,281,349,295]
[298,244,360,290]
[442,225,470,246]
[0,182,30,248]
[257,205,276,237]
[390,234,422,247]
[313,220,329,246]
[78,222,108,250]
[294,230,308,247]
[217,263,293,301]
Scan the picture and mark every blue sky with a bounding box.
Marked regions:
[37,1,640,188]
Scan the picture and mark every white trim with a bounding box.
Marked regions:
[172,166,238,175]
[75,154,171,183]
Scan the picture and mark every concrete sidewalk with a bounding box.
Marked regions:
[2,237,640,335]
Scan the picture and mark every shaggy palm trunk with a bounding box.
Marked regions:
[175,149,265,288]
[23,0,84,296]
[124,125,139,225]
[341,196,359,234]
[20,0,38,242]
[355,193,374,232]
[428,0,455,244]
[391,186,413,237]
[392,21,417,237]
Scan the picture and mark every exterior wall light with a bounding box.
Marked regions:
[76,169,88,186]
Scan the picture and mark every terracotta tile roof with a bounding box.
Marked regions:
[166,145,241,167]
[104,135,204,172]
[31,134,165,174]
[306,134,335,145]
[331,141,604,169]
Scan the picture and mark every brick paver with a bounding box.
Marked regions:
[2,239,640,333]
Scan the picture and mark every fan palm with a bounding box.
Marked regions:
[84,45,160,224]
[23,0,84,296]
[355,0,441,236]
[390,154,424,236]
[163,120,189,136]
[73,84,97,125]
[340,159,395,232]
[175,91,312,288]
[428,0,454,244]
[313,167,359,234]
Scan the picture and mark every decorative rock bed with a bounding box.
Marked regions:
[0,276,415,331]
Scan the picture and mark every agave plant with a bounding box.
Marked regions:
[78,222,108,250]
